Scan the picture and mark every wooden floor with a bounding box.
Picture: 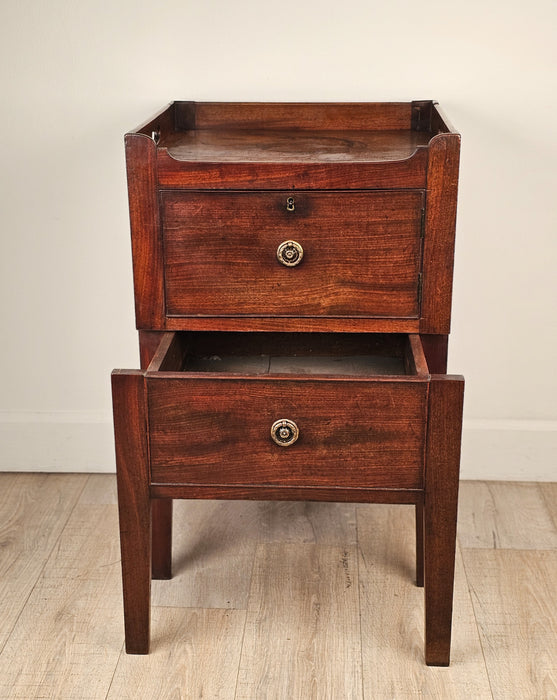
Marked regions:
[0,475,556,699]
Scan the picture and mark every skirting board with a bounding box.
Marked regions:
[0,411,115,474]
[0,412,556,480]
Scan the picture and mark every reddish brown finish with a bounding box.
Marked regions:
[124,100,460,333]
[150,499,172,580]
[415,503,424,587]
[150,483,423,504]
[114,101,464,663]
[420,132,461,335]
[162,190,424,319]
[138,331,164,370]
[181,101,414,131]
[420,334,449,373]
[424,375,464,665]
[163,316,420,334]
[148,377,427,490]
[125,135,165,330]
[163,128,432,163]
[157,150,428,191]
[112,370,151,654]
[139,332,173,581]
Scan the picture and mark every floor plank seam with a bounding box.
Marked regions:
[152,604,248,612]
[233,541,257,700]
[459,544,495,700]
[459,545,557,554]
[355,507,366,700]
[104,641,125,700]
[0,473,90,658]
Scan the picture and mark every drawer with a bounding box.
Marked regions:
[161,191,424,319]
[145,332,430,490]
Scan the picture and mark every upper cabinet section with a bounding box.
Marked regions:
[124,102,460,334]
[125,101,459,190]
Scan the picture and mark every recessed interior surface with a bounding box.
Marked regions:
[163,129,434,164]
[184,354,405,376]
[158,332,421,377]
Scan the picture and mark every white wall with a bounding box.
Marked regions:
[1,0,556,479]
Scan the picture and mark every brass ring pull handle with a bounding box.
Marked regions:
[277,240,303,267]
[270,419,299,447]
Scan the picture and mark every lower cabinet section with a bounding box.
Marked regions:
[112,330,464,664]
[145,332,429,490]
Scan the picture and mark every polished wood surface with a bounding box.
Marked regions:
[112,371,151,653]
[125,135,165,330]
[162,315,421,333]
[162,190,424,319]
[424,375,465,665]
[164,128,432,162]
[115,100,464,663]
[172,101,415,131]
[139,332,173,580]
[146,332,428,490]
[421,133,461,334]
[156,148,429,190]
[148,377,428,489]
[125,100,459,334]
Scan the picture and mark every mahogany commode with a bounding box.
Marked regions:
[112,101,464,665]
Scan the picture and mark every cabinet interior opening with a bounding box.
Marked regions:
[148,332,429,378]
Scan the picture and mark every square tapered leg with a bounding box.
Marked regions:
[112,370,152,654]
[423,375,464,666]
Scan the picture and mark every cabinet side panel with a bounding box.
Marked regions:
[125,133,166,329]
[420,133,460,335]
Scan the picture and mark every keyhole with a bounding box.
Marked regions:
[286,197,295,212]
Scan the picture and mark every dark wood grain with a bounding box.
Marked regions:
[168,330,409,362]
[163,316,420,334]
[112,370,151,654]
[139,332,173,581]
[157,149,428,190]
[424,375,464,665]
[420,132,461,334]
[163,129,432,163]
[139,331,164,370]
[125,134,165,329]
[420,334,449,373]
[115,101,464,662]
[150,483,422,504]
[146,331,187,372]
[147,377,427,490]
[406,334,430,376]
[162,190,424,319]
[182,101,415,131]
[415,502,424,587]
[150,497,172,580]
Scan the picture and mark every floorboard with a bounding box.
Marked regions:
[0,475,556,698]
[462,548,557,700]
[107,607,246,700]
[0,474,87,653]
[236,543,363,698]
[357,504,492,698]
[0,475,122,699]
[457,481,557,550]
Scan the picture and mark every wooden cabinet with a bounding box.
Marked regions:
[112,101,464,665]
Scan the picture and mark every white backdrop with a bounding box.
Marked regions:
[1,0,556,478]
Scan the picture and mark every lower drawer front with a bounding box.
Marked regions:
[148,378,427,489]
